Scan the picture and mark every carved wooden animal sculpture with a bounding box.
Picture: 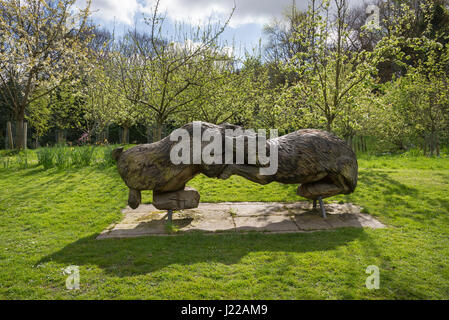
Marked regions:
[113,122,358,210]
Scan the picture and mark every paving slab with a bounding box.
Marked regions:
[234,215,299,232]
[180,208,235,232]
[293,214,333,230]
[97,202,385,239]
[121,204,158,214]
[229,202,288,216]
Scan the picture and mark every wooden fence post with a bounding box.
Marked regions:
[23,122,27,150]
[7,121,14,149]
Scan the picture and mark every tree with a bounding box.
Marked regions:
[26,89,52,147]
[115,0,234,142]
[381,46,449,156]
[374,0,449,155]
[237,56,283,130]
[263,2,310,64]
[177,58,252,126]
[83,65,113,142]
[84,35,137,144]
[287,0,380,132]
[0,0,93,149]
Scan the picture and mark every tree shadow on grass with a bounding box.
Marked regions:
[358,170,419,197]
[346,170,421,218]
[38,228,367,277]
[7,166,121,199]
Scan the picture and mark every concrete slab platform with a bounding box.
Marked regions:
[234,215,298,232]
[228,202,287,216]
[180,208,235,232]
[97,202,385,239]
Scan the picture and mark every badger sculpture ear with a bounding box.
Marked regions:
[112,147,124,161]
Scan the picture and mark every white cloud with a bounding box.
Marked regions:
[77,0,362,27]
[77,0,139,25]
[140,0,302,28]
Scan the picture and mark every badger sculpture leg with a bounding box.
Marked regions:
[297,180,343,199]
[128,188,141,209]
[318,197,326,218]
[298,174,352,218]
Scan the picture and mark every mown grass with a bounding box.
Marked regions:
[0,149,448,299]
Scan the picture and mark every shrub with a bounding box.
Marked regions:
[72,146,96,167]
[37,147,55,170]
[400,148,424,158]
[54,145,70,169]
[101,145,117,167]
[36,145,120,170]
[16,151,29,169]
[1,157,10,169]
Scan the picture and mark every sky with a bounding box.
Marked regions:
[76,0,363,57]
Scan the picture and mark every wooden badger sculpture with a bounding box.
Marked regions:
[113,122,358,210]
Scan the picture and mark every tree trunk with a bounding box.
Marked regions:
[362,136,367,153]
[122,126,129,144]
[422,136,427,155]
[436,133,440,157]
[97,126,109,144]
[153,120,163,142]
[6,121,14,149]
[429,133,434,157]
[146,126,152,143]
[16,118,24,149]
[34,136,40,149]
[57,130,65,145]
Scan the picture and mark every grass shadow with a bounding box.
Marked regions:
[358,170,419,197]
[38,228,367,277]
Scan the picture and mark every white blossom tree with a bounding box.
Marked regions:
[0,0,93,149]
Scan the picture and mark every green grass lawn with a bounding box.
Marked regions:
[0,152,448,299]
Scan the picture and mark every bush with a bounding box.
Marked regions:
[1,157,11,169]
[101,145,117,167]
[400,148,425,158]
[33,144,120,170]
[54,145,70,169]
[72,146,96,167]
[16,151,29,169]
[439,146,449,158]
[37,147,55,169]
